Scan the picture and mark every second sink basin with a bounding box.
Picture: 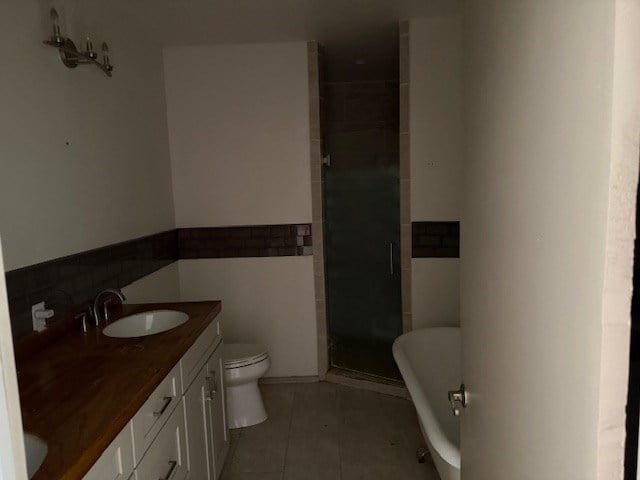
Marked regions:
[24,433,47,479]
[103,310,189,338]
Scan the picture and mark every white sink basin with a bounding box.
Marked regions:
[102,310,189,338]
[23,433,47,478]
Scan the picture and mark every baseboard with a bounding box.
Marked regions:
[259,375,319,384]
[325,368,410,399]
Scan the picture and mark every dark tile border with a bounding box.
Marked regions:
[412,221,460,258]
[5,230,178,340]
[5,220,460,340]
[178,225,313,259]
[5,224,313,340]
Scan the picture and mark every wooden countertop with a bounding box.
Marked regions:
[17,301,222,480]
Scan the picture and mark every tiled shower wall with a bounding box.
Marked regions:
[308,41,329,378]
[323,80,399,177]
[324,80,399,134]
[399,20,412,333]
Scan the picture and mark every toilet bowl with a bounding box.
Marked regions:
[224,343,270,429]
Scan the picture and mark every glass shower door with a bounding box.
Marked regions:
[324,129,402,380]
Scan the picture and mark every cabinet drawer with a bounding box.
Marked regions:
[131,363,182,465]
[135,401,188,480]
[83,423,134,480]
[181,317,221,392]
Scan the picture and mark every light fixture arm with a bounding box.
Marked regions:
[42,8,114,77]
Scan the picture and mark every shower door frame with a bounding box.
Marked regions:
[307,23,412,380]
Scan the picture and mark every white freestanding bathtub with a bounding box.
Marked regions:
[393,327,461,480]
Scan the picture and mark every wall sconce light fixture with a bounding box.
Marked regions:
[43,8,114,77]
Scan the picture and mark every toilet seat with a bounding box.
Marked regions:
[224,343,269,369]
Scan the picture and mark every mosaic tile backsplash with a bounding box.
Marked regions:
[412,221,460,258]
[6,221,457,340]
[5,230,178,340]
[5,224,313,340]
[178,225,313,259]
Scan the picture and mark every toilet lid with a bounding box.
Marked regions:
[224,343,269,368]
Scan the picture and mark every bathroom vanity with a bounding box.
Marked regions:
[16,301,228,480]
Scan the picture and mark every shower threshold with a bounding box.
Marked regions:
[325,367,409,399]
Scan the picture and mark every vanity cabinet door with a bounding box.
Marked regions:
[181,319,221,393]
[131,363,182,464]
[83,423,134,480]
[183,365,211,480]
[135,399,188,480]
[205,345,229,479]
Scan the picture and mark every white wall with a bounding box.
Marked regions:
[121,258,319,379]
[0,1,175,272]
[163,43,312,227]
[163,42,316,377]
[178,258,317,378]
[410,16,463,221]
[409,17,463,329]
[121,263,181,304]
[411,259,459,330]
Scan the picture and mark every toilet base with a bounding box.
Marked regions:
[226,381,268,429]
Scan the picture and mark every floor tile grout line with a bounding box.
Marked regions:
[222,382,438,479]
[281,386,297,480]
[219,427,241,478]
[337,385,344,480]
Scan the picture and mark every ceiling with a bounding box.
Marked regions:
[93,0,461,81]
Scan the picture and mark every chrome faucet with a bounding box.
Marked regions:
[92,288,126,325]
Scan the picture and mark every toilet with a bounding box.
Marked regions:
[223,343,270,429]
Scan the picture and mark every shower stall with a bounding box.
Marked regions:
[322,80,402,380]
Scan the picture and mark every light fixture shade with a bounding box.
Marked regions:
[42,9,114,76]
[50,8,63,44]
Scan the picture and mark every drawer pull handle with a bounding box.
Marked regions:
[153,396,173,417]
[205,377,218,400]
[159,460,177,480]
[205,373,217,400]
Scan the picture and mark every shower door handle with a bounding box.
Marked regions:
[389,242,394,275]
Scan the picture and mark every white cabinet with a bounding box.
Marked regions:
[181,320,219,394]
[134,402,188,480]
[183,330,229,480]
[183,345,229,480]
[83,315,228,480]
[183,365,211,479]
[83,423,134,480]
[205,346,228,479]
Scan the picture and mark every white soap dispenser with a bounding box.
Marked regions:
[31,301,55,332]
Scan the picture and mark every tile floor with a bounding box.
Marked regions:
[220,382,440,480]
